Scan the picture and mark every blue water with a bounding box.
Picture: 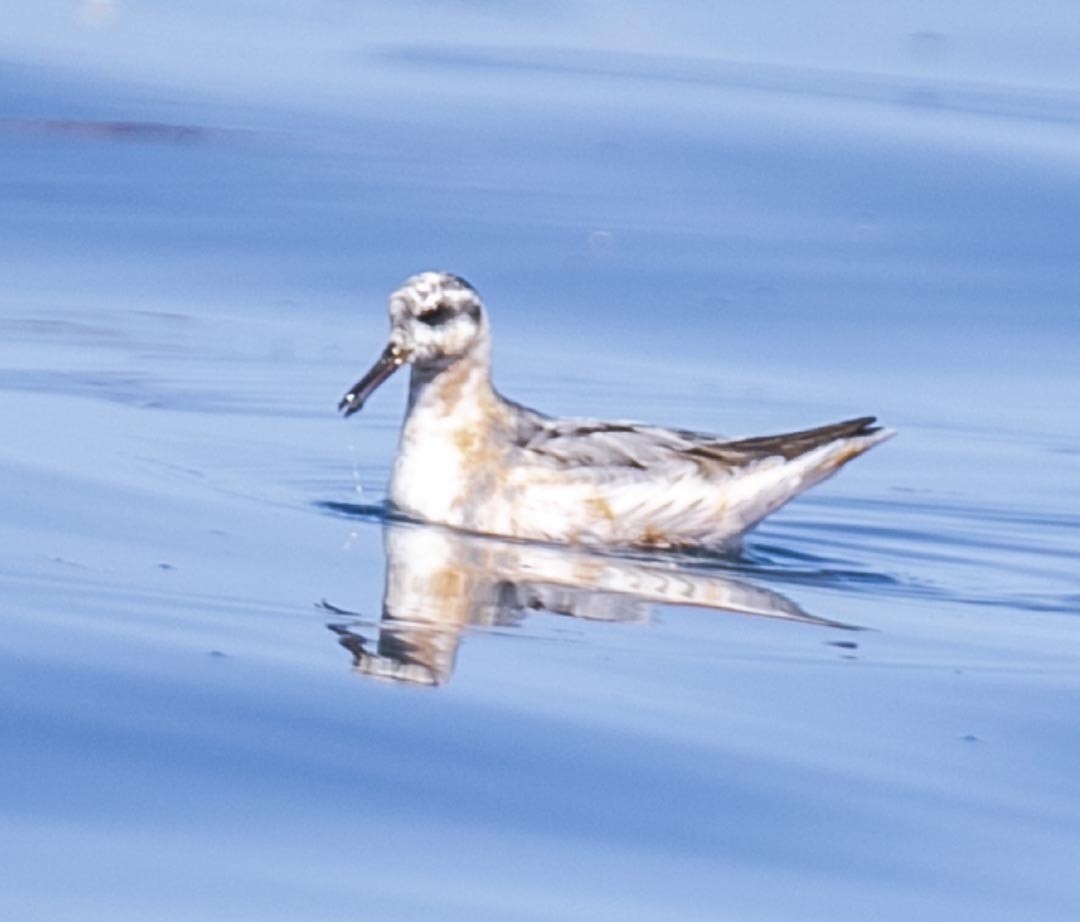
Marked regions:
[3,5,1079,920]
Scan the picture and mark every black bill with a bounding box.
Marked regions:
[338,343,406,418]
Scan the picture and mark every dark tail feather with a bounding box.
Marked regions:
[717,416,882,461]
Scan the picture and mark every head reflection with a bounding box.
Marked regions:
[328,522,853,686]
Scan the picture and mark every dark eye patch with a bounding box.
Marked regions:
[417,304,456,326]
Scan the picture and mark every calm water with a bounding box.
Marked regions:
[3,4,1080,920]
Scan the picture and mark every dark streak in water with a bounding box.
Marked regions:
[0,118,221,145]
[376,44,1080,128]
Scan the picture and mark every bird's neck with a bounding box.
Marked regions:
[406,346,499,419]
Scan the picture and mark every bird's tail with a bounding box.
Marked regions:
[720,416,887,461]
[716,420,895,538]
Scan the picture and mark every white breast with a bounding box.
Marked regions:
[389,402,473,526]
[388,357,505,528]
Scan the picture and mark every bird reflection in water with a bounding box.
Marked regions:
[324,522,855,686]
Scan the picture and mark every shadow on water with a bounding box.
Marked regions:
[316,502,860,686]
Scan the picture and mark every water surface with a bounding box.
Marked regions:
[2,5,1079,920]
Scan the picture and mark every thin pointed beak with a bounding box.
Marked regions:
[338,343,407,418]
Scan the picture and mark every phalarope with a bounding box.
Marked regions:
[339,271,893,549]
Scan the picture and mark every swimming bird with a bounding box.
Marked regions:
[339,271,893,549]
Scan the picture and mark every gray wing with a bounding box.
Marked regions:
[513,409,881,473]
[514,417,719,469]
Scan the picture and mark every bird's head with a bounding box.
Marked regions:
[338,271,488,417]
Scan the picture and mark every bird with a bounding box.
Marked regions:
[338,271,893,550]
